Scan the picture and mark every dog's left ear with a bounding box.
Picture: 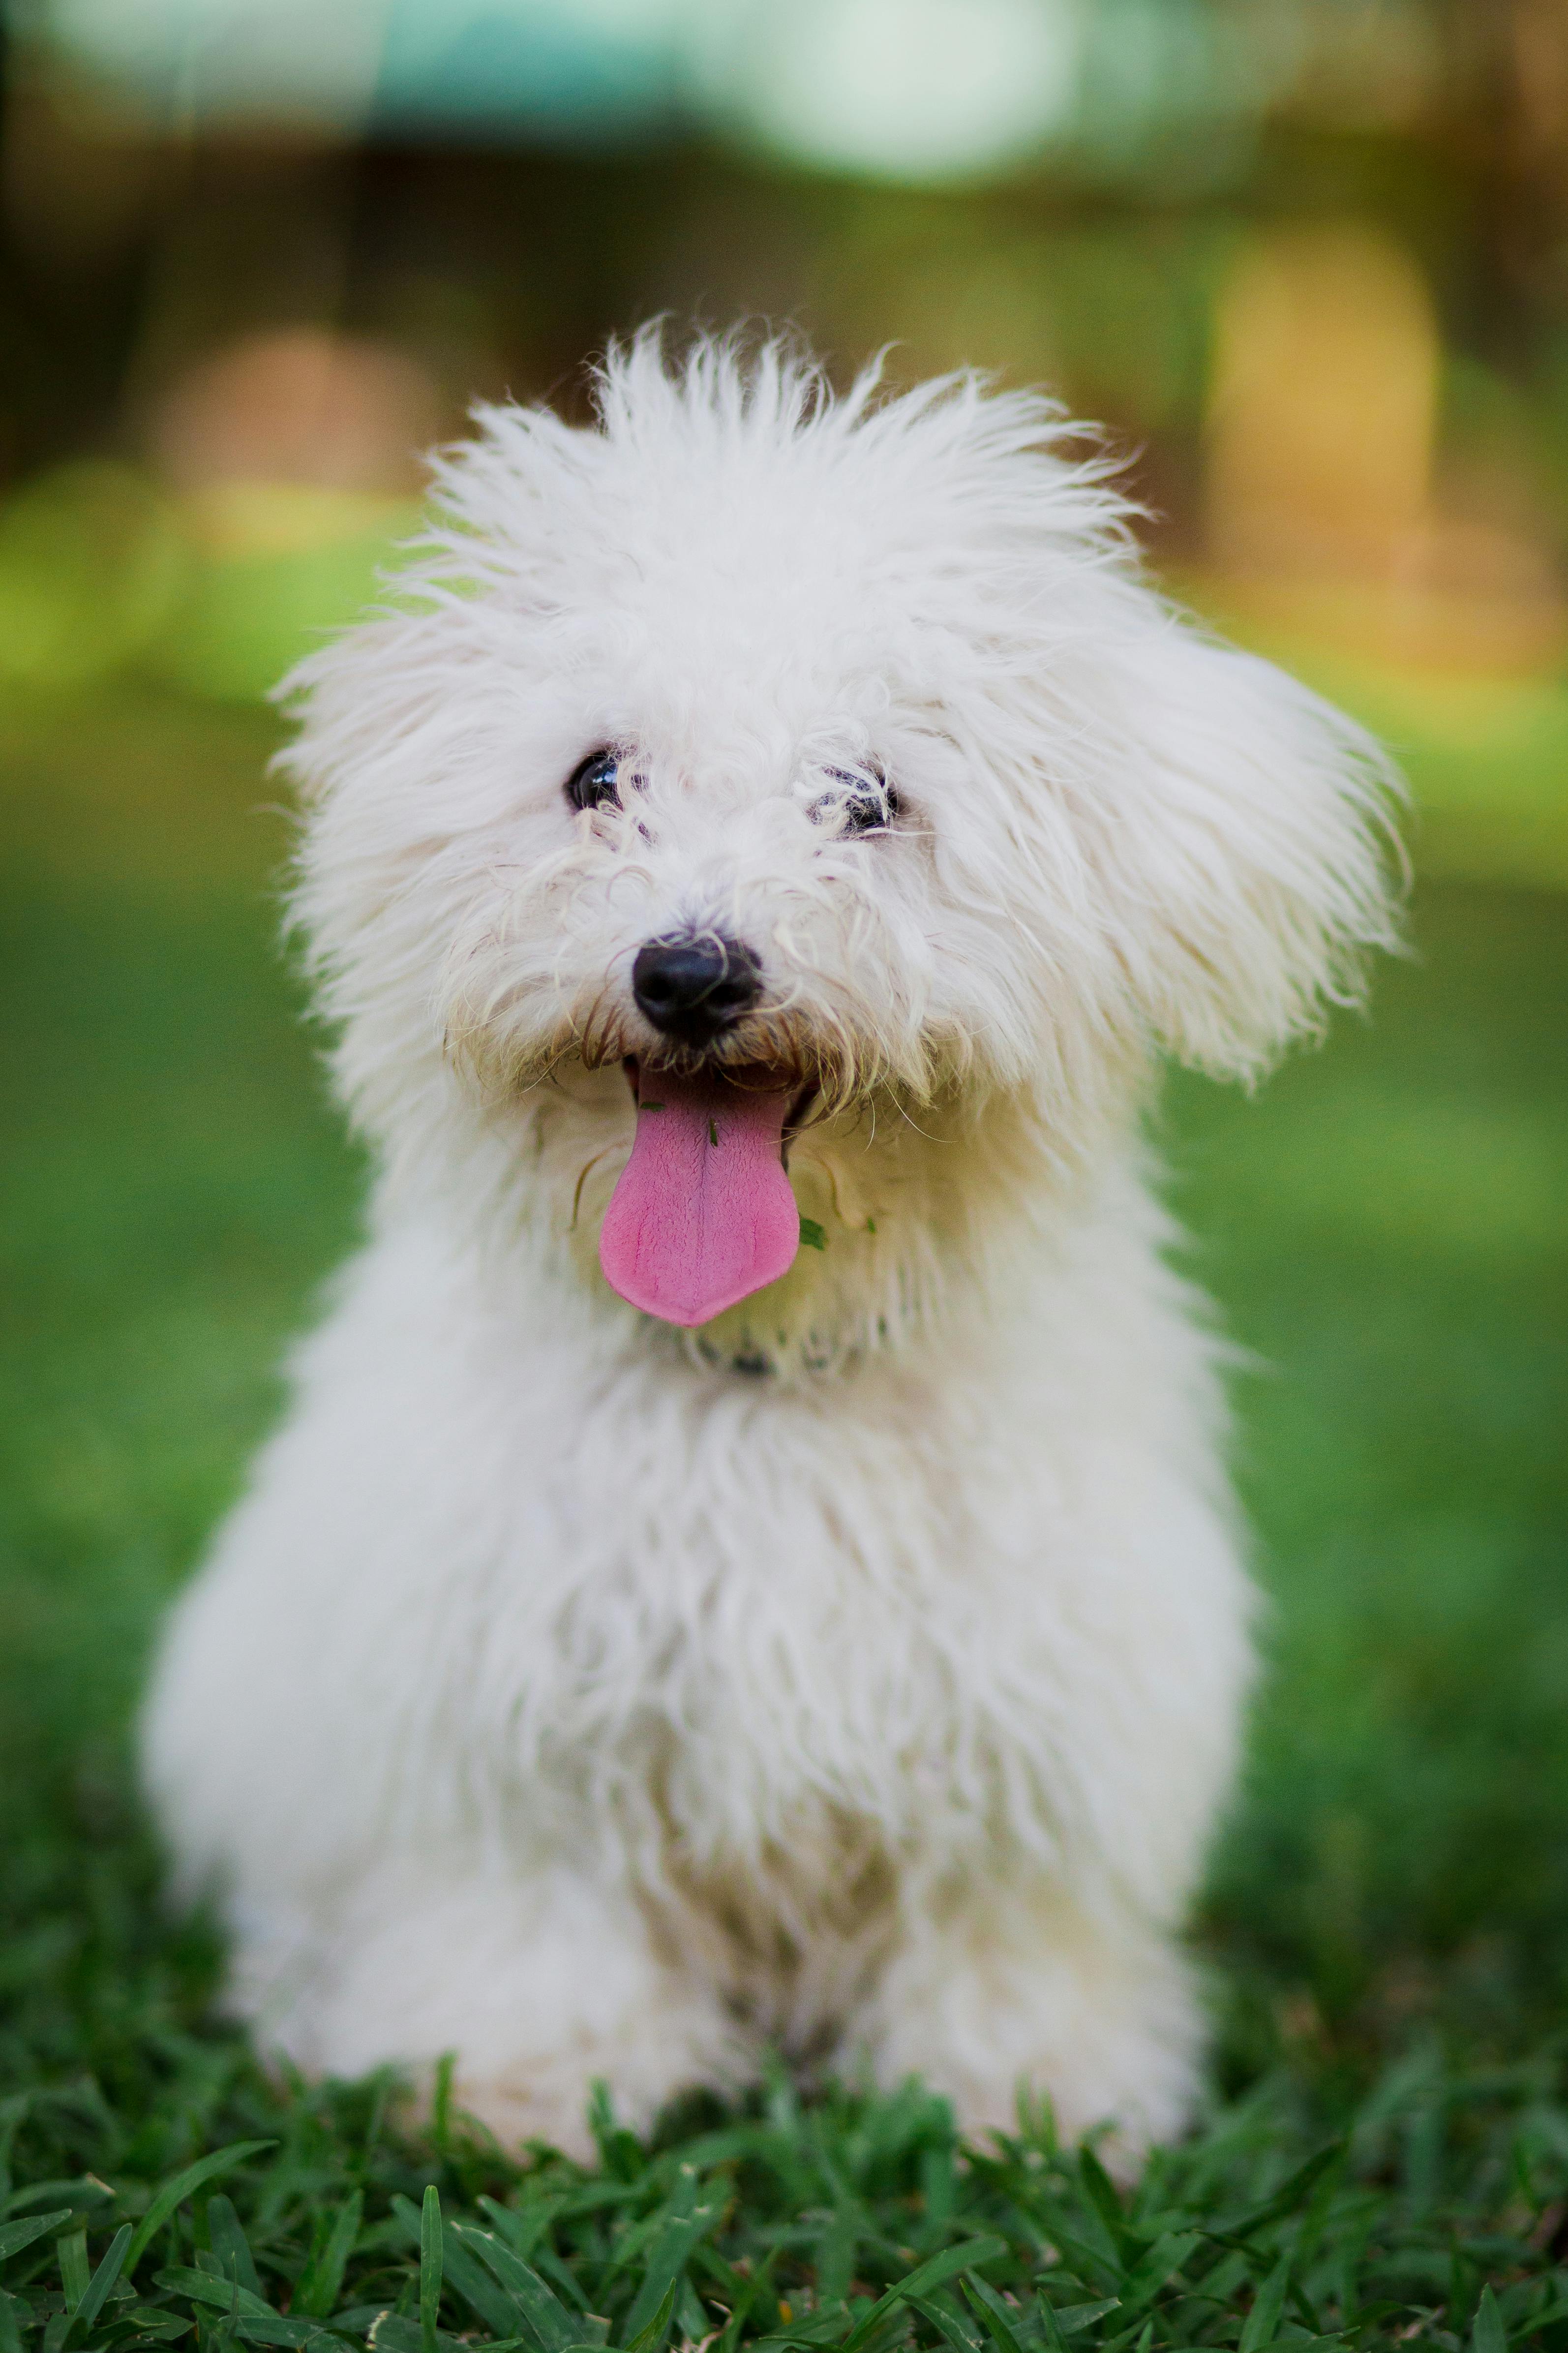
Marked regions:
[1097,624,1405,1081]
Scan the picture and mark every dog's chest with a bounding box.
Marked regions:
[528,1521,965,1844]
[539,1568,939,2004]
[477,1370,1010,1860]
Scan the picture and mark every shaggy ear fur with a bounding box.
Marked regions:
[1099,621,1404,1082]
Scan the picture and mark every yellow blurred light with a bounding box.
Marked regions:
[0,461,188,689]
[1206,221,1439,572]
[179,481,419,560]
[1202,222,1567,676]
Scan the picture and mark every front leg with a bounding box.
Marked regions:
[841,1874,1204,2165]
[227,1857,751,2161]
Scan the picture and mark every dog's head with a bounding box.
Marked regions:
[285,333,1399,1368]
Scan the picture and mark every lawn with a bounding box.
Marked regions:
[1,684,1567,2353]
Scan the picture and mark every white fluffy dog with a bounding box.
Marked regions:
[143,334,1397,2163]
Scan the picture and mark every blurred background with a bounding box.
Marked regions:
[0,0,1566,2076]
[6,0,1568,872]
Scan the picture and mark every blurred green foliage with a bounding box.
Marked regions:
[151,518,420,704]
[0,466,188,690]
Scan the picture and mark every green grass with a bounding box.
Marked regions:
[2,687,1568,2353]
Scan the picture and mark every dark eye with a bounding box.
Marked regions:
[821,765,901,835]
[565,747,622,811]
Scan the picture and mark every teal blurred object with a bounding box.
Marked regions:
[376,0,681,138]
[37,0,1322,187]
[42,0,683,146]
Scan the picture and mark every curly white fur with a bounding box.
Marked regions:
[142,333,1400,2162]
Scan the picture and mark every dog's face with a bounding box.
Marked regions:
[287,337,1398,1362]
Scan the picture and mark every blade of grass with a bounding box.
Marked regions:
[476,2202,557,2267]
[907,2292,983,2353]
[3,2183,113,2222]
[621,2280,679,2353]
[1120,2234,1201,2316]
[1238,2253,1292,2353]
[840,2238,1009,2353]
[1044,2299,1121,2339]
[408,2206,519,2340]
[1078,2151,1140,2264]
[713,2250,780,2353]
[1210,2150,1344,2250]
[959,2272,1027,2353]
[0,2211,71,2264]
[208,2200,262,2302]
[1472,2286,1507,2353]
[368,2317,485,2353]
[57,2232,89,2313]
[66,2222,131,2344]
[420,2186,442,2353]
[618,2179,721,2348]
[296,2192,362,2319]
[152,2263,278,2318]
[126,2142,276,2279]
[0,2102,30,2213]
[450,2226,581,2353]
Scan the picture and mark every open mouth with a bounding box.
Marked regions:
[597,1059,815,1328]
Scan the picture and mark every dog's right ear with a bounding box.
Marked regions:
[1094,623,1406,1083]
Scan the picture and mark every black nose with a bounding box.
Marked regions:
[632,934,761,1044]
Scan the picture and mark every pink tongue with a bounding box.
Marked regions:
[600,1069,800,1327]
